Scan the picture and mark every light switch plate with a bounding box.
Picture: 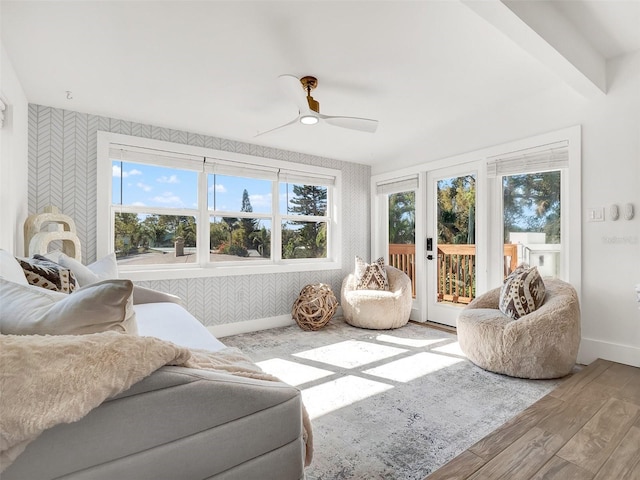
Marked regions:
[587,207,605,222]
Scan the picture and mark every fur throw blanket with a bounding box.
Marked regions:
[0,332,313,472]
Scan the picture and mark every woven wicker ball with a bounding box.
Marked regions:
[292,283,338,331]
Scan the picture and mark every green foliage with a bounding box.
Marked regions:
[240,189,259,249]
[388,191,415,244]
[249,227,271,258]
[282,185,327,259]
[437,175,476,244]
[503,171,561,243]
[114,213,197,257]
[210,222,228,249]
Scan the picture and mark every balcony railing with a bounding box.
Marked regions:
[388,243,519,304]
[389,243,416,297]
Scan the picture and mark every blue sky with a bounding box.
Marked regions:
[112,161,306,215]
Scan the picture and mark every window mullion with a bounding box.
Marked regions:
[198,170,209,267]
[272,179,281,263]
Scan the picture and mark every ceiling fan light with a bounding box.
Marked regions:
[300,114,319,125]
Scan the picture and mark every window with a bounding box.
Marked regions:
[488,140,568,279]
[98,133,341,279]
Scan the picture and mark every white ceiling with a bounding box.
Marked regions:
[2,1,639,169]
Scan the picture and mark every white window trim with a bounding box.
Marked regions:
[97,132,342,281]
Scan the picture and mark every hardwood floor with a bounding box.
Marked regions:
[426,359,640,480]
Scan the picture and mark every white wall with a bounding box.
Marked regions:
[0,43,29,255]
[374,51,640,367]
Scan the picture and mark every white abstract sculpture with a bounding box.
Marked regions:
[24,206,82,260]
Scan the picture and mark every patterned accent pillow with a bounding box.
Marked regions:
[17,254,78,294]
[355,256,390,291]
[499,266,546,319]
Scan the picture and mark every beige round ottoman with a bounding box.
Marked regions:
[457,278,581,379]
[341,266,412,329]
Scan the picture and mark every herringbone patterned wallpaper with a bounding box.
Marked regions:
[27,104,371,326]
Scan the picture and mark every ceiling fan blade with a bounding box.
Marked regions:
[278,74,311,115]
[320,114,379,133]
[254,116,299,137]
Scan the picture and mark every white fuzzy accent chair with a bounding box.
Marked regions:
[457,278,581,379]
[341,265,412,329]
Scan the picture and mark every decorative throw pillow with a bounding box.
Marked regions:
[17,254,78,293]
[355,256,390,291]
[0,278,137,335]
[499,266,546,320]
[44,251,118,287]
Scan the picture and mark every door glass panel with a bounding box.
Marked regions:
[388,191,416,298]
[436,175,476,305]
[503,171,561,278]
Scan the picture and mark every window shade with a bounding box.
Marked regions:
[279,170,336,187]
[376,175,419,195]
[204,158,278,180]
[487,141,569,177]
[109,145,203,171]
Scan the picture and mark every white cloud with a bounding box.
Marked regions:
[157,174,180,184]
[249,193,272,208]
[112,165,142,178]
[208,183,227,193]
[136,182,152,192]
[151,192,183,206]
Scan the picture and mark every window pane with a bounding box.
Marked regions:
[388,191,416,298]
[210,217,271,260]
[436,175,476,304]
[503,171,561,278]
[280,184,327,216]
[208,174,272,214]
[282,221,327,259]
[115,213,197,265]
[112,161,197,208]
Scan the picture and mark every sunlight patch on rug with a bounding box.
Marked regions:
[301,375,394,419]
[256,358,333,386]
[363,351,464,382]
[293,339,407,368]
[432,340,466,357]
[375,334,445,348]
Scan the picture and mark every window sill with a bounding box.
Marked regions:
[118,259,342,281]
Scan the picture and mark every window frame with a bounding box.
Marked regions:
[97,132,342,280]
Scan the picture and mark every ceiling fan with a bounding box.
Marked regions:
[256,74,379,137]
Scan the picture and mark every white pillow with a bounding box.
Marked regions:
[0,249,28,285]
[44,251,118,287]
[0,278,137,335]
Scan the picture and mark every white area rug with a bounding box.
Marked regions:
[223,318,564,480]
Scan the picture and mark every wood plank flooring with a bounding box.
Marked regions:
[426,359,640,480]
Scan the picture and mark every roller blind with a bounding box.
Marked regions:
[376,175,419,195]
[204,157,278,180]
[278,169,336,187]
[487,141,569,177]
[109,145,203,171]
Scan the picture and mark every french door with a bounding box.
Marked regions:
[425,164,484,327]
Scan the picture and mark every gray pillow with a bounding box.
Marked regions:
[0,278,137,335]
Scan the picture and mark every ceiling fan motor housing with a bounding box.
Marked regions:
[301,76,320,113]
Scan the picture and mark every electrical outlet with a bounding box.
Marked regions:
[587,207,604,222]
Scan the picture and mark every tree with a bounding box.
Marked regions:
[502,171,561,243]
[283,185,327,259]
[240,189,258,249]
[437,175,476,244]
[114,212,140,255]
[388,191,415,244]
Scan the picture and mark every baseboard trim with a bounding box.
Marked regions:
[578,337,640,368]
[208,306,344,338]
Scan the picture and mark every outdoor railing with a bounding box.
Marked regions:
[388,243,416,298]
[388,243,519,304]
